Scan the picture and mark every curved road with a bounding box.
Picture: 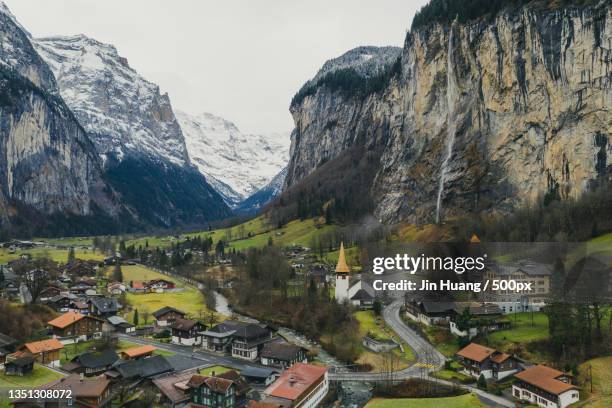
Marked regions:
[329,300,515,407]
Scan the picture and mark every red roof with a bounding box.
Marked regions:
[24,338,64,354]
[121,345,156,358]
[456,343,496,363]
[264,363,327,401]
[515,365,577,395]
[48,311,85,329]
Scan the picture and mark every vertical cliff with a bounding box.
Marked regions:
[285,2,611,224]
[0,5,121,235]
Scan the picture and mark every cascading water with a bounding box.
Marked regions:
[435,21,459,224]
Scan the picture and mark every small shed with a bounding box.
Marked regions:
[5,356,35,376]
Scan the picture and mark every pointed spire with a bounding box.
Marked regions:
[335,242,350,273]
[470,234,481,243]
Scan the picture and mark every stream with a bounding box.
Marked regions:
[213,290,373,407]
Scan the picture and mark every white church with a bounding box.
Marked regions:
[334,242,375,309]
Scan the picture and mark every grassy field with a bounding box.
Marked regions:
[110,265,210,323]
[199,365,234,376]
[355,311,415,372]
[431,369,473,383]
[0,246,104,264]
[366,394,485,408]
[489,312,548,344]
[578,356,612,408]
[0,364,64,388]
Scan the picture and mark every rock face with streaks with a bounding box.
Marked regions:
[285,2,611,224]
[0,4,121,234]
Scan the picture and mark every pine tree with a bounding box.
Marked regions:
[113,261,123,282]
[133,309,139,326]
[477,374,487,389]
[67,247,76,264]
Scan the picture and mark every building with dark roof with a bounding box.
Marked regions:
[12,374,111,408]
[114,355,174,379]
[456,342,518,380]
[201,320,274,360]
[187,370,249,408]
[88,297,119,317]
[153,306,186,327]
[4,356,34,376]
[171,318,205,346]
[64,349,119,376]
[241,366,279,386]
[261,342,307,369]
[0,332,17,367]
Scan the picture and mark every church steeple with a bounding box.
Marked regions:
[335,242,350,274]
[335,242,350,302]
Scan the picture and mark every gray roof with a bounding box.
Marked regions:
[0,333,17,348]
[89,297,118,313]
[489,260,553,276]
[241,366,278,378]
[261,342,304,361]
[74,349,119,369]
[164,355,206,372]
[107,315,128,325]
[350,289,374,301]
[153,306,185,318]
[114,355,173,379]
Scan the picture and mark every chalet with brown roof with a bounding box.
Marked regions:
[188,374,237,407]
[153,370,197,407]
[455,342,518,380]
[263,363,328,408]
[120,345,157,360]
[153,306,186,327]
[512,365,579,408]
[20,338,64,367]
[12,374,111,408]
[47,311,104,343]
[171,318,205,346]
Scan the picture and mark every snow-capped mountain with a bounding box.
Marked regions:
[235,167,287,214]
[32,34,230,226]
[176,111,290,207]
[34,35,189,166]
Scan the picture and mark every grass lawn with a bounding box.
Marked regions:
[0,246,104,264]
[0,364,64,388]
[366,394,485,408]
[60,341,96,364]
[199,365,235,376]
[108,264,210,323]
[431,369,473,383]
[355,311,415,372]
[488,312,548,344]
[124,289,208,324]
[578,356,612,407]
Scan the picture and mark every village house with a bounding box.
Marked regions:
[39,285,63,301]
[106,282,127,295]
[241,366,279,387]
[48,311,104,343]
[113,355,174,380]
[88,297,119,317]
[20,338,64,367]
[146,278,176,293]
[12,374,112,408]
[153,306,186,327]
[63,349,119,376]
[260,342,307,369]
[187,370,250,408]
[347,280,376,309]
[512,365,579,408]
[68,299,90,315]
[70,282,95,295]
[201,321,273,360]
[45,294,78,313]
[482,260,553,313]
[105,315,135,334]
[152,370,197,408]
[171,318,205,346]
[0,332,18,368]
[4,356,35,376]
[455,342,519,380]
[405,300,509,338]
[120,345,157,360]
[262,363,329,408]
[63,259,97,277]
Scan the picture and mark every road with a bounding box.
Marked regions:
[329,300,515,407]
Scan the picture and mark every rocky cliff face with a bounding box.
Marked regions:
[0,4,120,234]
[34,35,230,227]
[285,2,611,224]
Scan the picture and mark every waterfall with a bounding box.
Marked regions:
[435,22,458,224]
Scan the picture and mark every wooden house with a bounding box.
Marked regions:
[21,338,64,367]
[47,311,104,342]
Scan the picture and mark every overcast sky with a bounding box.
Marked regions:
[5,0,428,134]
